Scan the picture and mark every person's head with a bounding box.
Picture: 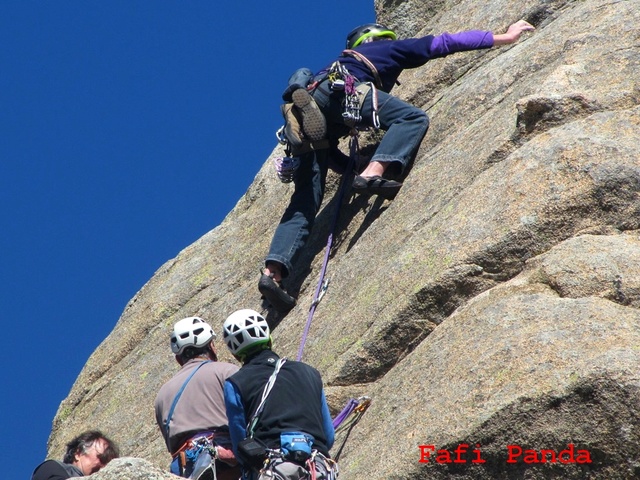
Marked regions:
[62,430,119,475]
[222,309,271,362]
[346,23,397,49]
[171,316,218,364]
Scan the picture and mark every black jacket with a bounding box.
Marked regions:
[226,349,332,455]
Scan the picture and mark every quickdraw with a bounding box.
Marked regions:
[332,396,372,462]
[310,278,330,309]
[327,61,361,127]
[326,60,380,129]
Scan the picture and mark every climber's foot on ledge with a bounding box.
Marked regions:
[352,175,402,200]
[258,273,296,313]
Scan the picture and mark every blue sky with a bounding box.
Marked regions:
[0,1,374,478]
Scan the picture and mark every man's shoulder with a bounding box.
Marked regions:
[206,360,240,375]
[32,459,81,480]
[227,352,276,382]
[157,361,238,396]
[176,359,239,378]
[288,358,321,374]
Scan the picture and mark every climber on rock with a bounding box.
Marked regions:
[154,316,241,480]
[259,19,535,313]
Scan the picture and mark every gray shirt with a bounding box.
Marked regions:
[31,460,83,480]
[155,358,239,453]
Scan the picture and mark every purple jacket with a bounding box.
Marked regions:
[329,31,494,92]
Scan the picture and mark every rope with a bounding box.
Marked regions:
[332,396,371,461]
[331,398,359,429]
[290,133,371,461]
[296,134,359,362]
[247,358,287,436]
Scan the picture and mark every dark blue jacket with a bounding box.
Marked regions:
[327,30,494,92]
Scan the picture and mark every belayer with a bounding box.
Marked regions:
[259,19,535,312]
[222,309,337,479]
[155,317,241,480]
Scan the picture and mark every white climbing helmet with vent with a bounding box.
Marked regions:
[171,317,217,355]
[223,309,270,357]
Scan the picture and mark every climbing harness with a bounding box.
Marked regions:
[325,60,381,129]
[260,449,339,480]
[245,396,370,476]
[170,430,238,479]
[171,433,220,479]
[274,48,383,184]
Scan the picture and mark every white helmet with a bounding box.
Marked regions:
[171,317,216,355]
[223,309,270,358]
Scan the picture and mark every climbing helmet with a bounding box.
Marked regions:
[346,23,397,49]
[223,309,271,357]
[171,317,216,355]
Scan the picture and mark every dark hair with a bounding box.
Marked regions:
[179,342,215,362]
[63,430,119,465]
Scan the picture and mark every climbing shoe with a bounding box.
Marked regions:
[258,274,296,312]
[292,88,326,141]
[352,175,402,200]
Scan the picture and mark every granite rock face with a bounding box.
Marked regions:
[46,0,640,479]
[84,457,178,480]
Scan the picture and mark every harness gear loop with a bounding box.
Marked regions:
[259,449,338,480]
[354,82,380,130]
[172,433,224,479]
[326,57,380,129]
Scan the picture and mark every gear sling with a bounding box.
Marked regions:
[163,361,232,479]
[237,358,338,479]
